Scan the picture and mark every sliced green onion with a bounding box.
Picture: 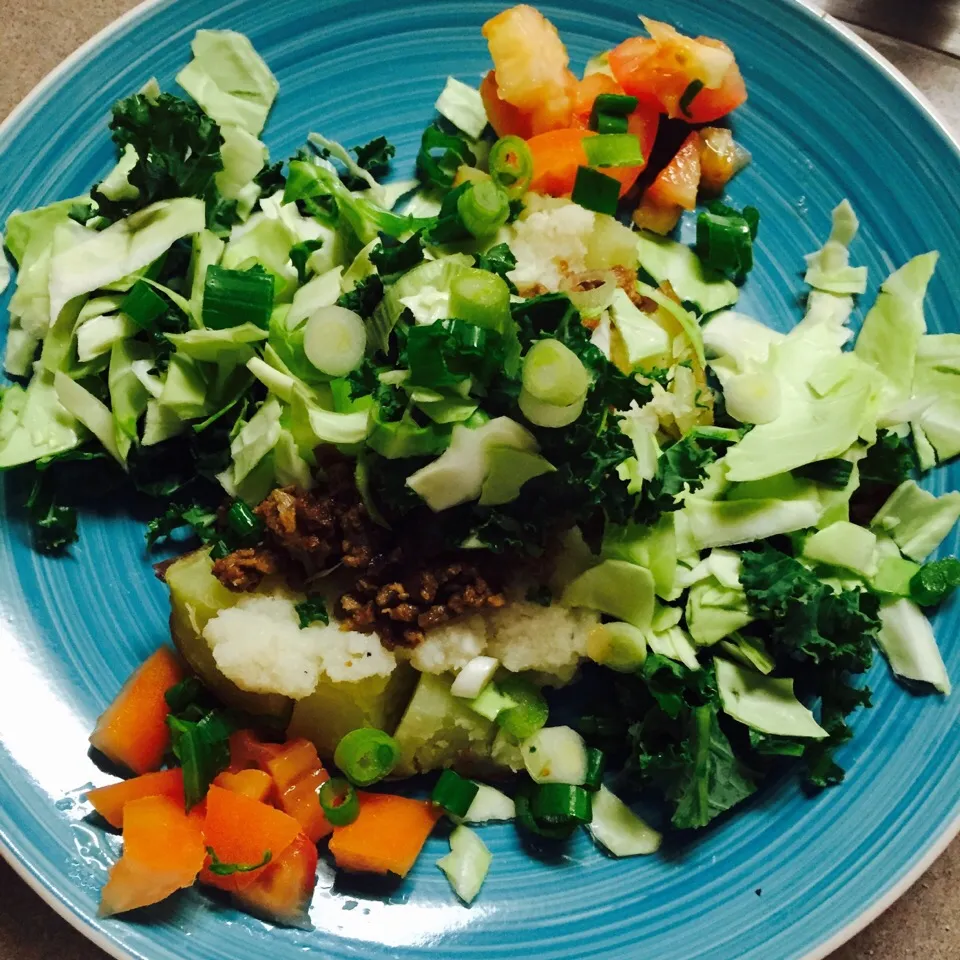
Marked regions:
[522,726,589,785]
[431,769,480,819]
[450,655,500,699]
[584,134,644,169]
[518,388,585,429]
[583,748,605,792]
[225,499,264,545]
[522,338,589,406]
[910,558,960,606]
[319,777,360,826]
[793,458,854,489]
[489,136,534,199]
[590,93,639,122]
[595,113,628,135]
[530,783,593,826]
[514,786,576,840]
[303,305,367,377]
[464,783,516,823]
[202,264,275,330]
[437,825,492,904]
[470,683,518,721]
[571,166,620,216]
[587,785,661,856]
[496,675,548,740]
[120,280,167,330]
[679,79,705,118]
[209,539,230,561]
[457,179,511,239]
[695,204,759,283]
[449,269,512,332]
[333,728,401,786]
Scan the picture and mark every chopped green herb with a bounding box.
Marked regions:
[295,596,329,629]
[206,847,272,876]
[679,79,705,118]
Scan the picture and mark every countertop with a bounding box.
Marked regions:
[0,1,958,958]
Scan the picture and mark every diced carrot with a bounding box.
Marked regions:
[99,795,206,916]
[199,785,301,893]
[480,70,532,139]
[233,832,318,926]
[89,648,184,775]
[213,769,274,804]
[527,128,642,199]
[646,131,703,210]
[88,769,185,829]
[263,739,333,843]
[328,792,441,879]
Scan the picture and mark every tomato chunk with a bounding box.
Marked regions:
[233,832,318,926]
[88,769,185,829]
[646,131,703,210]
[89,648,184,775]
[528,128,644,199]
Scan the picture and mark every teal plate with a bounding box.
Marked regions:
[1,1,959,958]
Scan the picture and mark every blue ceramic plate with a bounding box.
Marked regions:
[1,1,958,958]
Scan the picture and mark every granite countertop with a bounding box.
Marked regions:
[0,1,958,957]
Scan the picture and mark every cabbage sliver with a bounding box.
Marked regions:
[0,368,81,468]
[870,480,960,562]
[910,334,960,463]
[876,598,951,694]
[855,252,938,417]
[176,30,279,136]
[715,658,828,738]
[48,198,205,328]
[635,230,738,314]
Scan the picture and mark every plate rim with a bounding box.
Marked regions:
[0,1,958,959]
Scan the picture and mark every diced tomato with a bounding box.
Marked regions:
[632,197,683,235]
[227,730,286,773]
[482,4,577,134]
[480,69,532,139]
[570,73,624,129]
[89,648,184,776]
[328,792,441,879]
[646,131,703,210]
[233,832,318,926]
[213,769,274,804]
[699,126,750,194]
[527,128,643,199]
[199,785,301,893]
[263,739,333,843]
[99,795,206,916]
[609,26,746,122]
[88,769,185,830]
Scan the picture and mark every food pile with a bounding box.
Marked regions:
[1,3,959,927]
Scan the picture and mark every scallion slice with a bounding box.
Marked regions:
[489,135,534,199]
[448,270,512,332]
[530,783,593,826]
[595,113,628,135]
[450,655,500,699]
[457,179,511,239]
[518,388,586,429]
[590,93,639,125]
[571,166,620,216]
[333,728,401,786]
[225,499,265,545]
[303,305,367,377]
[431,769,480,819]
[522,338,589,407]
[584,134,644,169]
[470,683,518,721]
[202,264,275,330]
[515,786,576,840]
[496,675,548,740]
[319,777,360,826]
[679,79,705,118]
[584,748,606,792]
